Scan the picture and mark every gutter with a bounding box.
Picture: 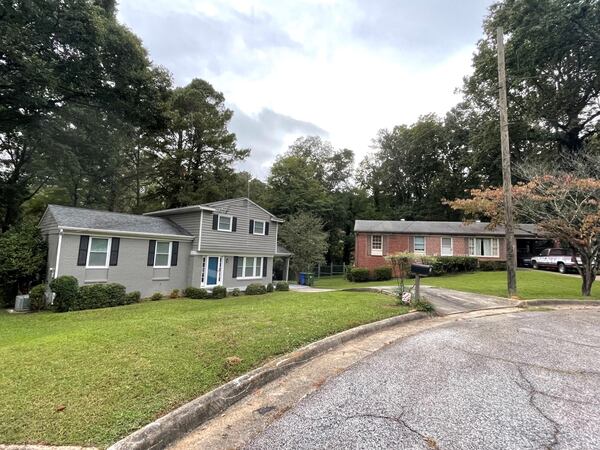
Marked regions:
[144,205,216,216]
[59,226,194,241]
[54,228,63,279]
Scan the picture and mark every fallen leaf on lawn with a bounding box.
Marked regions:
[226,356,242,366]
[55,405,66,412]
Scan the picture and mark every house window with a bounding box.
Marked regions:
[371,235,383,256]
[469,238,499,257]
[218,214,232,232]
[253,220,265,235]
[237,257,264,279]
[87,237,111,268]
[414,236,425,254]
[441,237,453,256]
[154,241,171,267]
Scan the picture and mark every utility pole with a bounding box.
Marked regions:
[497,27,517,297]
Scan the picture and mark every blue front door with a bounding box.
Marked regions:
[207,257,219,286]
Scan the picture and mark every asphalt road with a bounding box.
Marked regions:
[246,309,600,450]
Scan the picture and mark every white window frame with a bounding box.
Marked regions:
[468,237,500,258]
[217,214,233,232]
[371,235,383,256]
[414,236,426,255]
[86,237,112,269]
[237,256,264,280]
[153,241,172,268]
[253,220,266,235]
[441,237,453,256]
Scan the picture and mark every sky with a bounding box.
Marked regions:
[118,0,494,179]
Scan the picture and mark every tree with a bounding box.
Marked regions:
[150,79,249,207]
[279,212,329,274]
[448,154,600,296]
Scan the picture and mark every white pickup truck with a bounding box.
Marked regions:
[531,248,581,274]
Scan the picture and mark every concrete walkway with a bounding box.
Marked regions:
[288,284,335,293]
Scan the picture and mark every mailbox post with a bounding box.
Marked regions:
[410,263,432,301]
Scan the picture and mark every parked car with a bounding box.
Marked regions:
[531,248,581,274]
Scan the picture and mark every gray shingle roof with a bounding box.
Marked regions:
[276,244,292,256]
[354,220,538,237]
[46,205,192,237]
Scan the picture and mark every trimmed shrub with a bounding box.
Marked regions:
[420,256,479,277]
[212,286,227,299]
[169,289,180,299]
[231,288,241,297]
[49,275,79,312]
[349,267,370,282]
[150,292,163,301]
[29,284,47,311]
[479,260,507,271]
[75,283,126,310]
[245,283,267,295]
[183,287,209,299]
[266,282,274,293]
[275,281,289,291]
[373,266,393,281]
[125,291,141,304]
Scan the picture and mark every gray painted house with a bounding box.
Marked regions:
[40,198,291,297]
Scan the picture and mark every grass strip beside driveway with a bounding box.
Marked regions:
[0,291,408,447]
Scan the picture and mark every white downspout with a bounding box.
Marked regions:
[54,228,64,279]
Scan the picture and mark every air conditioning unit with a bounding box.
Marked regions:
[14,294,31,312]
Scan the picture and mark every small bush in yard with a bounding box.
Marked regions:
[169,289,180,299]
[231,288,241,296]
[245,283,267,295]
[29,284,47,311]
[75,283,126,310]
[479,260,507,271]
[150,292,163,301]
[412,298,435,313]
[212,286,227,299]
[49,275,79,312]
[183,287,208,299]
[373,266,393,281]
[125,291,141,304]
[266,282,274,293]
[349,267,370,282]
[275,281,289,291]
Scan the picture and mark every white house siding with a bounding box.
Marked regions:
[57,234,191,298]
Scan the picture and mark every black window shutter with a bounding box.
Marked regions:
[171,241,179,266]
[232,256,239,278]
[109,238,120,266]
[265,222,270,235]
[212,214,218,230]
[77,235,89,266]
[262,257,267,277]
[249,219,254,234]
[232,217,237,232]
[147,240,156,266]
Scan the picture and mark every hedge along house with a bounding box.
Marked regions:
[354,220,544,272]
[39,198,291,297]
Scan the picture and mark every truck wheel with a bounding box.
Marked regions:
[558,262,566,274]
[532,260,539,270]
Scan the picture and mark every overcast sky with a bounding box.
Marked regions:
[118,0,494,179]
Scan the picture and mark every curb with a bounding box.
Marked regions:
[517,299,600,307]
[108,311,427,450]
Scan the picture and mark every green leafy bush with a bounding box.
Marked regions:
[150,292,163,301]
[420,256,479,276]
[75,283,126,310]
[479,260,507,271]
[412,299,435,313]
[212,286,227,299]
[349,267,370,282]
[49,275,79,312]
[373,266,393,281]
[231,288,241,297]
[183,287,208,299]
[125,291,141,304]
[169,289,180,299]
[29,284,47,311]
[275,281,289,291]
[266,282,274,293]
[245,283,267,295]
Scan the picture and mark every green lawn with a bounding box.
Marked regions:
[422,269,599,300]
[315,275,405,289]
[0,291,408,447]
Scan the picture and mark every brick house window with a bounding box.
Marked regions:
[469,238,499,257]
[414,236,425,254]
[371,235,383,256]
[441,237,453,256]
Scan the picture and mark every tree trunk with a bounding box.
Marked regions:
[580,253,596,296]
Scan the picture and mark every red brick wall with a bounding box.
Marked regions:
[354,232,506,271]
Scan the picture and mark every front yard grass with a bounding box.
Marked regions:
[0,291,408,447]
[315,275,403,289]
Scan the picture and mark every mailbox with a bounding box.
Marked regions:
[411,263,432,276]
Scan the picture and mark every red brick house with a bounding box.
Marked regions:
[354,220,543,272]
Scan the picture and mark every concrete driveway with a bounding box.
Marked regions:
[246,309,600,449]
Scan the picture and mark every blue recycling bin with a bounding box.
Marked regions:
[298,272,306,285]
[298,272,314,286]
